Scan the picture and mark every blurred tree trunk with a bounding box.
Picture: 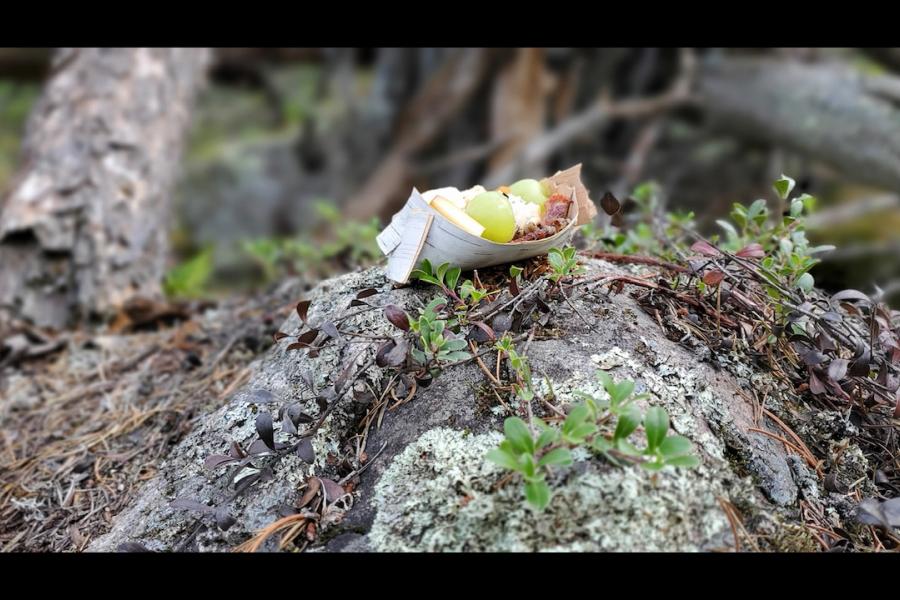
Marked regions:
[0,48,211,329]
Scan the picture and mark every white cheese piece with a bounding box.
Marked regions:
[507,193,541,233]
[422,187,466,210]
[461,185,487,204]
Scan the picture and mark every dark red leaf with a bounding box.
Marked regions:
[299,369,316,393]
[282,411,297,435]
[317,478,346,502]
[296,438,315,463]
[214,506,236,531]
[856,498,900,529]
[831,289,870,303]
[247,439,272,456]
[245,389,278,404]
[298,477,321,508]
[824,473,849,494]
[736,243,765,258]
[691,240,721,257]
[170,498,216,515]
[286,403,313,426]
[492,313,513,334]
[334,360,355,394]
[821,311,842,323]
[384,305,410,331]
[801,349,827,366]
[509,276,520,297]
[296,300,311,324]
[356,288,378,300]
[809,371,826,395]
[204,454,240,470]
[376,340,396,368]
[256,412,275,450]
[600,191,621,216]
[702,270,725,286]
[117,542,152,553]
[349,299,369,307]
[856,498,890,528]
[320,321,343,343]
[828,358,849,382]
[815,333,837,352]
[273,331,289,342]
[850,348,872,377]
[383,338,409,368]
[297,329,319,346]
[611,212,625,228]
[229,442,246,459]
[469,321,496,342]
[894,388,900,419]
[884,498,900,526]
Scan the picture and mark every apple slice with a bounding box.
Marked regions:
[431,196,486,238]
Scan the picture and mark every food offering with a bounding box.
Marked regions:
[377,163,597,283]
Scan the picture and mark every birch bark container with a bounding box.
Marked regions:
[377,163,598,283]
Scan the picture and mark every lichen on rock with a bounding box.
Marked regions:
[370,427,740,552]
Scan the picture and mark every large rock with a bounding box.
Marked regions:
[90,258,834,552]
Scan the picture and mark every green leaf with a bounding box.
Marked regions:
[563,405,589,433]
[509,265,523,278]
[609,380,635,406]
[748,199,767,221]
[659,435,693,457]
[445,266,461,291]
[441,351,471,362]
[486,448,521,472]
[504,417,534,455]
[616,438,642,456]
[538,448,573,468]
[569,422,598,441]
[442,338,468,352]
[716,219,739,241]
[641,460,666,472]
[614,404,641,441]
[796,272,814,293]
[592,436,612,453]
[790,198,804,218]
[524,479,551,511]
[520,453,537,478]
[773,174,795,201]
[643,406,669,451]
[665,454,701,468]
[410,348,427,364]
[436,262,449,282]
[164,247,214,298]
[536,428,558,450]
[798,193,817,213]
[416,274,441,286]
[548,250,565,271]
[596,370,613,391]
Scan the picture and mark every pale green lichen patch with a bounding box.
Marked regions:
[370,427,742,552]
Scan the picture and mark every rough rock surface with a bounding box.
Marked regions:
[91,258,831,552]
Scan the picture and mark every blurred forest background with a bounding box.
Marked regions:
[2,47,900,328]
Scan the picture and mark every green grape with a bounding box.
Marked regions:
[509,179,549,206]
[466,191,516,243]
